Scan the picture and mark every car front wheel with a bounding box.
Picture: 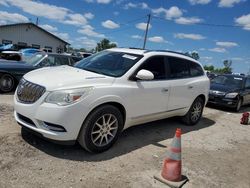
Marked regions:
[0,74,15,93]
[182,97,204,126]
[78,105,124,153]
[235,98,242,112]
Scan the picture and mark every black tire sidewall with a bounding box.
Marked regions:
[184,97,204,125]
[0,74,15,93]
[79,105,123,153]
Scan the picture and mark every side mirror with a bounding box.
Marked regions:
[136,69,154,80]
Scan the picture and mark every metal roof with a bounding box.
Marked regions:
[0,22,70,45]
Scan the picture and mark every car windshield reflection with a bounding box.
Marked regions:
[74,50,143,77]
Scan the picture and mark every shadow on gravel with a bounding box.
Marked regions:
[21,116,215,161]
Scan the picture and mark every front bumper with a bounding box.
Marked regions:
[14,91,90,141]
[208,94,238,108]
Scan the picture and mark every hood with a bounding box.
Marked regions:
[0,60,31,69]
[210,82,241,93]
[24,65,115,91]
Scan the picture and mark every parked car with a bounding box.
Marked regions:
[14,48,209,152]
[208,74,250,111]
[0,51,22,61]
[0,52,76,93]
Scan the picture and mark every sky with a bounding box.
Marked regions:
[0,0,250,73]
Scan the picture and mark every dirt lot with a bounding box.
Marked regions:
[0,94,250,188]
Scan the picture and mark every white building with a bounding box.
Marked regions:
[0,23,69,53]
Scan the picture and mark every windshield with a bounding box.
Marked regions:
[25,53,46,66]
[211,75,244,89]
[74,50,143,77]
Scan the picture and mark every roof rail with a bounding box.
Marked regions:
[144,50,194,59]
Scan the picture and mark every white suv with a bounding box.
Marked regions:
[14,48,209,152]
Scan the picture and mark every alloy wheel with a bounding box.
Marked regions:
[191,101,202,122]
[91,114,118,147]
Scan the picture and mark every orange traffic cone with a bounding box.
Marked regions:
[154,128,188,188]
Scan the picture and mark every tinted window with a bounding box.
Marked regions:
[168,57,189,79]
[245,78,250,88]
[75,51,143,77]
[212,75,243,89]
[55,56,69,65]
[40,56,55,66]
[139,56,166,80]
[189,61,204,77]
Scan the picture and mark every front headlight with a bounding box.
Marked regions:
[45,87,93,106]
[225,92,238,98]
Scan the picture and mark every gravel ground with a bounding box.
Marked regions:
[0,94,250,188]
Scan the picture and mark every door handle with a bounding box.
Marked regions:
[188,85,193,89]
[162,88,169,92]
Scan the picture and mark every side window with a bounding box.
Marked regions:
[139,56,166,80]
[189,61,204,77]
[245,78,250,89]
[168,57,189,79]
[40,56,55,66]
[55,56,69,65]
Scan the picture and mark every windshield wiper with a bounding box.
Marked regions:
[83,68,104,75]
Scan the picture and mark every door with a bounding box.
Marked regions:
[126,56,170,120]
[243,78,250,104]
[167,57,195,111]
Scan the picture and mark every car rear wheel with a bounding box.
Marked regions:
[78,105,123,153]
[0,74,15,93]
[182,97,204,126]
[235,98,242,112]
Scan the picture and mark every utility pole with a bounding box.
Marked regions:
[36,17,39,25]
[143,14,151,50]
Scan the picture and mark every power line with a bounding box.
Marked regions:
[152,15,242,28]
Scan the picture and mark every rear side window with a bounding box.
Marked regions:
[189,61,204,77]
[55,56,69,65]
[139,56,166,80]
[168,57,189,79]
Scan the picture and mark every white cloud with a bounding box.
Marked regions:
[188,0,211,5]
[200,56,213,62]
[166,6,183,19]
[77,25,105,38]
[53,32,70,41]
[235,14,250,31]
[136,22,152,30]
[148,36,167,43]
[0,11,29,25]
[131,35,143,39]
[40,24,58,32]
[63,13,88,26]
[124,2,149,9]
[174,33,206,40]
[5,0,69,20]
[218,0,244,7]
[75,37,97,49]
[84,12,94,19]
[0,0,9,6]
[97,0,112,4]
[1,0,91,27]
[102,20,120,29]
[175,17,203,25]
[231,57,244,61]
[209,48,227,53]
[114,11,119,16]
[216,41,239,48]
[152,6,183,20]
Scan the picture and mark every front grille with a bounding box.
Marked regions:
[17,78,46,103]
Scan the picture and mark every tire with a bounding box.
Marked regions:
[78,105,124,153]
[182,97,204,126]
[235,98,242,112]
[0,74,15,93]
